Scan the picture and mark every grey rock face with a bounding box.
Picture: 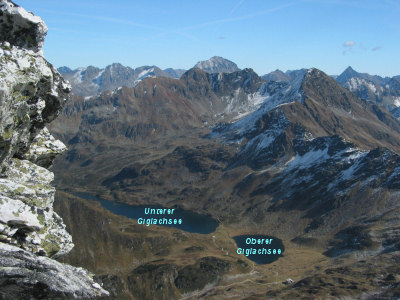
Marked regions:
[0,158,74,257]
[0,1,47,52]
[21,127,67,168]
[0,30,70,172]
[194,56,240,74]
[0,0,108,297]
[0,243,107,299]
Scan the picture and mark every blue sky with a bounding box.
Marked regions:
[16,0,400,77]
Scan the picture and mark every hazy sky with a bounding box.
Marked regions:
[16,0,400,77]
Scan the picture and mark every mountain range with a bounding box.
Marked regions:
[336,66,400,117]
[262,66,400,119]
[49,58,400,298]
[59,58,400,121]
[57,56,240,97]
[58,63,179,97]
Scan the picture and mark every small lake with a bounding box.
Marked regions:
[234,234,285,264]
[73,192,219,234]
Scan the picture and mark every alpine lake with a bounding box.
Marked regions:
[73,192,219,234]
[74,192,285,264]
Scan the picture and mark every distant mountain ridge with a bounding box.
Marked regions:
[336,66,391,86]
[59,56,244,98]
[50,67,266,146]
[262,66,400,119]
[163,68,186,79]
[335,66,400,116]
[261,69,290,82]
[60,58,400,121]
[58,63,186,97]
[261,69,307,83]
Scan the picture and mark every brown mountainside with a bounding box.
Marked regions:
[290,69,400,151]
[50,68,265,145]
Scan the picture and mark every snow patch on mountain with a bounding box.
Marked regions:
[221,89,269,120]
[286,147,330,170]
[210,69,307,151]
[247,91,270,107]
[227,70,305,135]
[345,77,379,95]
[93,69,105,83]
[243,128,284,154]
[340,152,368,180]
[137,67,155,80]
[70,68,84,84]
[134,67,156,85]
[323,150,368,191]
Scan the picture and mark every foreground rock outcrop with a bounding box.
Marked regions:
[0,1,108,298]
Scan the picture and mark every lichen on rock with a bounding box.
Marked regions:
[0,0,108,298]
[22,127,67,168]
[0,158,73,257]
[0,1,70,174]
[0,38,70,173]
[0,0,47,52]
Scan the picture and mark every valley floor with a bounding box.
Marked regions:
[54,191,400,299]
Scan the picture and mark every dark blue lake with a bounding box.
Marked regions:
[74,192,219,234]
[234,234,285,264]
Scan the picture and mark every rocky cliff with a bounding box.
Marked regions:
[0,1,108,298]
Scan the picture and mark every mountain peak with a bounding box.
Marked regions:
[262,69,290,83]
[336,66,360,84]
[303,68,343,94]
[57,66,73,74]
[179,67,211,96]
[106,62,128,70]
[163,68,186,79]
[194,56,240,74]
[181,67,208,80]
[344,66,356,72]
